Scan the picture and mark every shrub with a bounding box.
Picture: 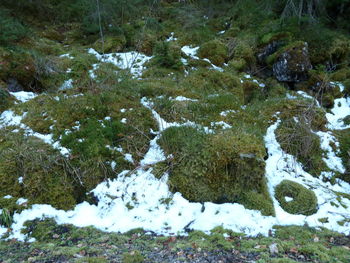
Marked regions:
[275,180,318,215]
[0,9,28,46]
[151,41,183,70]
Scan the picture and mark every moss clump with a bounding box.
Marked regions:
[0,131,80,211]
[230,39,256,70]
[92,35,126,54]
[197,39,228,66]
[275,180,318,215]
[159,126,274,216]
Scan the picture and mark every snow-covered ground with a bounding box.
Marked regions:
[1,90,350,241]
[88,48,152,78]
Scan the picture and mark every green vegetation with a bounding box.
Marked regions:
[276,110,328,177]
[275,180,318,215]
[198,39,228,66]
[0,219,348,262]
[0,131,79,211]
[159,126,274,216]
[0,1,350,259]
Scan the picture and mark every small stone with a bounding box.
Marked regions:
[52,234,59,239]
[27,257,36,262]
[269,243,279,254]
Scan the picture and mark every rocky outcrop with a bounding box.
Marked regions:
[273,42,312,83]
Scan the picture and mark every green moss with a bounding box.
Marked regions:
[269,259,298,263]
[228,58,247,71]
[0,131,78,210]
[266,41,307,66]
[197,39,228,66]
[231,40,256,69]
[122,251,144,263]
[92,35,126,54]
[77,257,108,263]
[0,87,12,113]
[275,180,318,215]
[158,126,274,216]
[260,32,292,45]
[334,129,350,183]
[331,68,350,82]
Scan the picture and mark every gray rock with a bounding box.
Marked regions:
[273,42,312,82]
[257,41,281,64]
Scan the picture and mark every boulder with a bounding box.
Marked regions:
[273,42,312,83]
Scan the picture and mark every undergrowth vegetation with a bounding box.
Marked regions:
[0,0,349,255]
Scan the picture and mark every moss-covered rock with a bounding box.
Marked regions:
[271,41,312,83]
[159,126,274,216]
[197,39,228,66]
[275,180,318,215]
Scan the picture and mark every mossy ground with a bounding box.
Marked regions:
[0,0,350,254]
[0,219,349,263]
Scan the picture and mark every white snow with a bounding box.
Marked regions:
[330,82,345,93]
[181,46,200,59]
[124,154,134,164]
[88,48,152,78]
[173,96,198,102]
[10,91,37,103]
[166,32,177,42]
[285,196,293,202]
[0,110,70,156]
[59,79,73,91]
[60,54,74,59]
[316,131,345,173]
[220,110,236,117]
[211,121,232,129]
[326,97,350,130]
[16,198,28,206]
